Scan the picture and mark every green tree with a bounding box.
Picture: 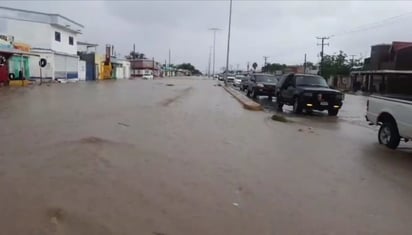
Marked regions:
[176,63,202,75]
[125,51,146,60]
[321,51,351,80]
[262,63,287,73]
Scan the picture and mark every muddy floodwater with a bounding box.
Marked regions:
[1,78,412,235]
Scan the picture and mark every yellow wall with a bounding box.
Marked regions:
[95,54,105,80]
[95,54,113,80]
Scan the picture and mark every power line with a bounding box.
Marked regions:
[331,11,412,37]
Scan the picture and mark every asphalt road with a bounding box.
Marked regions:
[1,78,412,235]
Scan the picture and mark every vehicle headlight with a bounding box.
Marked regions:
[303,93,313,97]
[257,83,264,87]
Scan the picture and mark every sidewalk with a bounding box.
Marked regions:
[222,85,262,111]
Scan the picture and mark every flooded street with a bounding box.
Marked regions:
[1,78,412,234]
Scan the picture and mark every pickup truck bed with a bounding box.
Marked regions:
[366,95,412,149]
[379,94,412,102]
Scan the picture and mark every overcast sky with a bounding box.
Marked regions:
[2,0,412,72]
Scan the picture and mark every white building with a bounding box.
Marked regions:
[0,6,84,80]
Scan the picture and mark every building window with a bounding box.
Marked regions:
[69,36,74,45]
[55,31,61,42]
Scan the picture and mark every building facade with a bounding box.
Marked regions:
[351,41,412,94]
[130,59,162,78]
[0,6,84,81]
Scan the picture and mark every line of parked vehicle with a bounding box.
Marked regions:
[221,72,345,116]
[217,71,412,150]
[217,72,412,150]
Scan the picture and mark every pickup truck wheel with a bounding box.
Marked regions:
[328,109,339,116]
[378,122,401,149]
[293,97,302,114]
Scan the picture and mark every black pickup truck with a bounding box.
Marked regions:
[275,73,344,116]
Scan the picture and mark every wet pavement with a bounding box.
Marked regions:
[1,78,412,235]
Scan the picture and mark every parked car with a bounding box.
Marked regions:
[233,74,246,87]
[225,74,236,83]
[239,75,250,91]
[366,95,412,149]
[142,74,154,80]
[275,73,344,115]
[246,74,278,99]
[217,74,224,81]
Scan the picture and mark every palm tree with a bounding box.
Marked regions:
[252,62,258,71]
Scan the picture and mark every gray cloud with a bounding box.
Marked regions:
[2,1,412,72]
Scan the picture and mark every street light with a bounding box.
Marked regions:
[209,27,220,79]
[224,0,233,85]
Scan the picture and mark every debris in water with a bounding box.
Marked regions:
[271,114,289,122]
[232,202,240,207]
[166,84,174,86]
[47,208,64,224]
[153,232,166,235]
[118,122,130,127]
[298,128,304,132]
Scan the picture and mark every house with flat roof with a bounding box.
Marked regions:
[0,6,84,80]
[351,41,412,95]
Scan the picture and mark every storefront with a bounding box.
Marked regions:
[0,48,39,86]
[0,51,12,86]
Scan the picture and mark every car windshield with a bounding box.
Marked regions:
[296,75,328,87]
[256,75,277,83]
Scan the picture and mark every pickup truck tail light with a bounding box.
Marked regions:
[366,100,369,111]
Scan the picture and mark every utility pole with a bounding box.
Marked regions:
[208,46,212,78]
[303,53,307,74]
[133,44,136,59]
[209,28,220,78]
[263,56,269,66]
[317,36,329,76]
[349,54,356,68]
[224,0,233,85]
[247,62,250,72]
[168,49,171,67]
[263,56,269,72]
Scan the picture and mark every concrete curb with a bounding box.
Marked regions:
[223,86,263,111]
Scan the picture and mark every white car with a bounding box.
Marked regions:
[366,95,412,149]
[233,75,246,87]
[142,74,154,80]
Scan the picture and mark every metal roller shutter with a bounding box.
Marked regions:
[54,54,79,79]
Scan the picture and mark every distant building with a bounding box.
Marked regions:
[351,41,412,94]
[111,58,130,79]
[129,59,162,78]
[0,6,84,81]
[77,41,98,81]
[284,65,318,75]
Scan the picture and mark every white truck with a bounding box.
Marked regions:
[366,95,412,149]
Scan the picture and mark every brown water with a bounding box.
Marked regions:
[1,78,412,235]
